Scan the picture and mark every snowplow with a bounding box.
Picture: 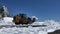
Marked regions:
[13,13,36,25]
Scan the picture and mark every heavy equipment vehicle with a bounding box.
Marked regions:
[13,13,36,25]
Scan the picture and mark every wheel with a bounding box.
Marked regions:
[15,22,20,25]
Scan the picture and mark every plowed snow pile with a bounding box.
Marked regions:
[0,17,60,34]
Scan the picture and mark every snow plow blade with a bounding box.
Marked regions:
[0,25,47,29]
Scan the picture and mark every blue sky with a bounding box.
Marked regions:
[0,0,60,21]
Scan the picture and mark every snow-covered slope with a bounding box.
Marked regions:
[0,17,60,34]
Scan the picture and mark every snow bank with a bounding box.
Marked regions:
[0,17,15,25]
[0,17,60,34]
[3,17,13,22]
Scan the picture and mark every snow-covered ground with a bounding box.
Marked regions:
[0,17,15,25]
[0,17,60,34]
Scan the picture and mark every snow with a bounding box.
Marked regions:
[0,27,47,34]
[0,17,60,34]
[47,29,56,32]
[38,31,47,34]
[32,16,38,21]
[3,17,13,22]
[32,21,45,25]
[0,17,15,25]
